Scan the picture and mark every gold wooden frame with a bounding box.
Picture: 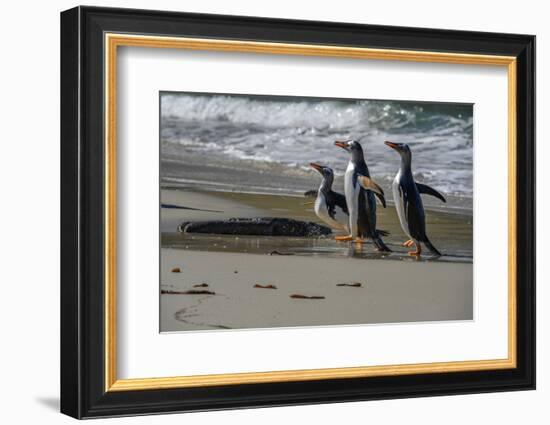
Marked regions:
[104,33,517,392]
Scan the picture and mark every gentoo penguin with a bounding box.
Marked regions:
[334,140,390,252]
[384,141,446,256]
[309,163,349,234]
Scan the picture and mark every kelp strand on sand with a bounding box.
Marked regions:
[161,289,215,295]
[290,294,325,300]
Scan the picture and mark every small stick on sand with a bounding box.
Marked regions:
[193,283,209,288]
[336,282,362,288]
[161,289,215,295]
[171,267,182,273]
[254,284,277,289]
[290,294,325,300]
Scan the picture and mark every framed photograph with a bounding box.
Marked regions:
[60,6,535,419]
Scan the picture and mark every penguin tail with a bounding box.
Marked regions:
[373,234,392,253]
[377,229,390,237]
[423,237,442,256]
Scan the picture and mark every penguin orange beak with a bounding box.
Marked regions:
[334,140,348,150]
[309,162,323,172]
[384,141,399,150]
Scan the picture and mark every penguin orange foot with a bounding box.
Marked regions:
[402,239,414,247]
[408,243,422,256]
[335,235,353,241]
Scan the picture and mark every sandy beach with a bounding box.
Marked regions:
[160,187,473,332]
[161,249,472,332]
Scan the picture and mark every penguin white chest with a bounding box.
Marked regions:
[344,162,361,199]
[344,162,360,237]
[392,173,411,238]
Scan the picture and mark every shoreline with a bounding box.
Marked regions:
[161,152,474,213]
[161,179,473,217]
[161,187,473,261]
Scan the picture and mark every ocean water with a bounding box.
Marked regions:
[160,92,473,209]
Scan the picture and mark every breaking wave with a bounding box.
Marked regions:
[161,93,473,198]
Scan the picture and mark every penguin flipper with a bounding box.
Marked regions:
[357,176,387,207]
[374,192,387,208]
[357,175,384,197]
[416,183,446,203]
[331,191,349,215]
[325,191,349,219]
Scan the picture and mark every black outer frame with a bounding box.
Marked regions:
[60,6,535,419]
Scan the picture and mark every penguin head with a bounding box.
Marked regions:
[334,139,364,161]
[310,162,334,185]
[384,141,412,163]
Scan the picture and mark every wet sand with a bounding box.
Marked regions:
[160,187,473,332]
[161,188,473,260]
